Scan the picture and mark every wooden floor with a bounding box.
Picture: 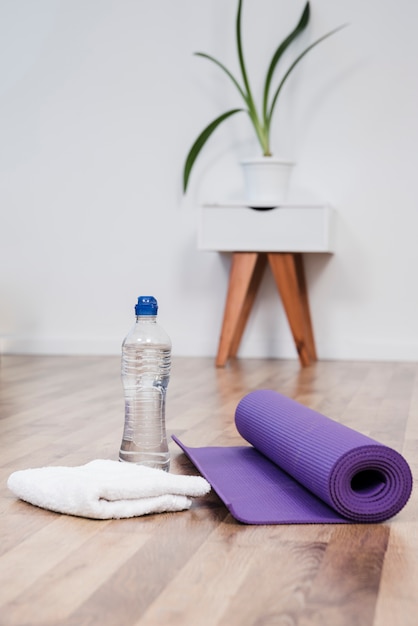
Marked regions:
[0,355,417,626]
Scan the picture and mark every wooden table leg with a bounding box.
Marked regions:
[229,253,267,358]
[294,253,317,362]
[216,252,265,367]
[267,253,316,367]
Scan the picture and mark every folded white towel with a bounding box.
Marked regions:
[7,460,211,520]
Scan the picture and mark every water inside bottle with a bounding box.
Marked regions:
[119,343,171,470]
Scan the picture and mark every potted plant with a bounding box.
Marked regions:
[183,1,345,207]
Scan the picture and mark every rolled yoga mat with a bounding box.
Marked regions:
[173,390,413,524]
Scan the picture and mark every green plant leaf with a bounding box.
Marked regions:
[262,2,310,123]
[236,0,251,102]
[183,109,244,192]
[267,23,348,126]
[236,0,263,148]
[195,53,248,104]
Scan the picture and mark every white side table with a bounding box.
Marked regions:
[198,203,335,367]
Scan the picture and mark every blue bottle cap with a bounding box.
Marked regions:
[135,296,158,316]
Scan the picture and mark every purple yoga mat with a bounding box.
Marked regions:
[173,390,413,524]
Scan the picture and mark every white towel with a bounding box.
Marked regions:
[7,459,211,520]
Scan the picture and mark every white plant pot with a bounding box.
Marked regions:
[240,157,294,208]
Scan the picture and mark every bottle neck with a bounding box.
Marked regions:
[136,315,157,323]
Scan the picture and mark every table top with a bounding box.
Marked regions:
[198,203,335,253]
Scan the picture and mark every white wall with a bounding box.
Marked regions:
[1,0,417,361]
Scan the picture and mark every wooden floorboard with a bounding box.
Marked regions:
[0,355,416,625]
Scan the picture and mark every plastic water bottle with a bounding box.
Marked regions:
[119,296,171,470]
